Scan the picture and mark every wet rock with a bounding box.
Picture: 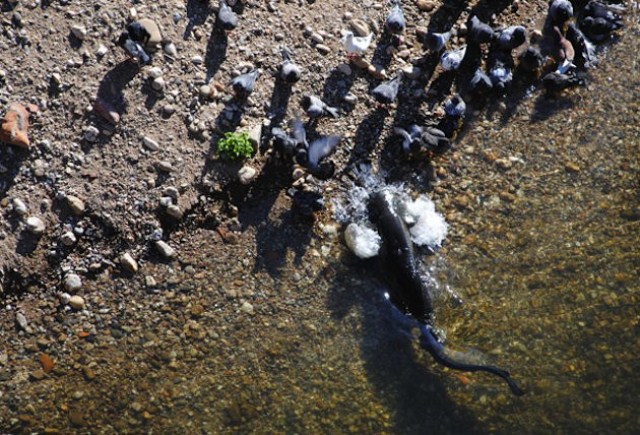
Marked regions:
[1,102,30,149]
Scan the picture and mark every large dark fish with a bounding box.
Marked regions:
[368,190,525,396]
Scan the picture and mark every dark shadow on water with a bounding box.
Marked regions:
[326,259,484,434]
[530,93,576,123]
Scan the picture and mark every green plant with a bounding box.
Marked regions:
[216,132,254,161]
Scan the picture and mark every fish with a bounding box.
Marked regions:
[368,190,525,396]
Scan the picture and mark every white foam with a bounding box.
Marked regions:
[344,222,381,259]
[402,195,448,249]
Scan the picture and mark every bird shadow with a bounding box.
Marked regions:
[369,29,394,74]
[205,29,229,82]
[267,77,293,133]
[530,92,576,123]
[428,0,470,32]
[344,107,389,170]
[322,67,357,113]
[184,0,210,40]
[96,61,140,121]
[325,258,485,434]
[469,0,515,23]
[0,147,28,203]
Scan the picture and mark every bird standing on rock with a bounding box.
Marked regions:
[217,0,238,33]
[280,47,301,84]
[371,73,402,107]
[301,94,339,119]
[342,31,374,59]
[230,69,260,99]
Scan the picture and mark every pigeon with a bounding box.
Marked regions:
[468,16,495,45]
[230,69,260,99]
[385,2,406,35]
[423,31,451,53]
[217,0,238,32]
[548,0,573,27]
[583,0,623,24]
[488,51,514,95]
[542,71,585,94]
[371,73,402,106]
[290,118,308,149]
[566,23,597,69]
[467,68,494,97]
[552,26,575,73]
[421,127,450,152]
[301,94,339,119]
[394,125,423,154]
[296,135,341,179]
[580,15,623,42]
[444,94,466,119]
[280,47,301,84]
[518,46,545,74]
[125,21,151,46]
[440,45,467,71]
[494,26,526,51]
[271,118,308,158]
[342,31,374,59]
[117,32,151,65]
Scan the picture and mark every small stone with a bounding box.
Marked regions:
[162,105,176,116]
[292,167,305,180]
[164,42,177,56]
[93,98,120,124]
[343,93,358,104]
[1,102,30,148]
[64,274,82,292]
[565,162,580,173]
[66,195,85,216]
[60,231,77,246]
[12,198,27,216]
[142,136,159,151]
[192,55,204,65]
[240,301,254,315]
[199,85,212,99]
[145,275,157,287]
[166,204,183,220]
[337,63,352,76]
[238,166,257,185]
[96,44,108,57]
[156,161,173,172]
[68,295,85,310]
[151,77,165,91]
[315,44,331,55]
[26,216,45,235]
[155,241,175,259]
[139,18,162,48]
[310,32,324,44]
[417,0,436,12]
[84,125,99,142]
[16,312,28,330]
[147,67,163,79]
[30,370,46,381]
[248,124,262,146]
[120,253,138,273]
[70,24,87,40]
[350,19,370,37]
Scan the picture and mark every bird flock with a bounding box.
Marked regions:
[116,0,625,199]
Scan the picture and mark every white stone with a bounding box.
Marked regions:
[155,240,175,259]
[64,273,83,292]
[61,231,77,246]
[120,252,139,273]
[70,24,87,40]
[148,67,163,79]
[96,44,108,57]
[142,136,160,151]
[164,42,177,56]
[12,198,27,216]
[238,166,257,185]
[84,126,99,142]
[152,77,165,91]
[344,222,381,259]
[26,216,46,235]
[240,301,254,315]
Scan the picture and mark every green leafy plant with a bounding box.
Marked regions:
[216,132,254,161]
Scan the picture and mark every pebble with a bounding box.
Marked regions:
[199,85,213,99]
[26,216,45,235]
[139,18,162,48]
[343,93,358,104]
[12,198,27,216]
[315,44,331,55]
[84,126,99,142]
[164,42,177,56]
[60,231,77,246]
[70,24,87,40]
[66,195,85,216]
[417,0,436,12]
[93,98,120,124]
[16,312,28,331]
[166,204,183,220]
[248,124,262,146]
[147,67,163,79]
[192,55,204,65]
[68,295,85,310]
[350,19,370,37]
[240,301,254,315]
[96,44,108,57]
[238,165,257,185]
[142,136,160,151]
[151,77,165,92]
[156,161,173,172]
[0,102,30,149]
[64,274,82,292]
[155,240,175,259]
[120,252,138,273]
[310,32,324,44]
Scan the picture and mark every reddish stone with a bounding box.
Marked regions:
[0,102,30,149]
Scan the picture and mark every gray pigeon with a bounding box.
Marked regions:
[494,26,526,51]
[117,32,151,65]
[548,0,573,27]
[301,94,339,119]
[280,48,301,84]
[296,135,341,179]
[444,94,466,119]
[467,68,493,97]
[218,0,238,32]
[423,31,451,53]
[385,2,406,35]
[421,127,450,151]
[372,73,402,105]
[542,71,585,94]
[230,69,260,99]
[394,125,423,154]
[468,16,495,45]
[271,117,307,157]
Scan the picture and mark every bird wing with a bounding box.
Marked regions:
[307,135,341,167]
